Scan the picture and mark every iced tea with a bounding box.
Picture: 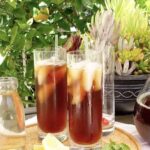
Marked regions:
[134,92,150,142]
[68,61,102,146]
[35,62,67,134]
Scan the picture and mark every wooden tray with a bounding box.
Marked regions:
[25,125,141,150]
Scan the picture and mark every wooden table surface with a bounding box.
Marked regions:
[26,124,140,150]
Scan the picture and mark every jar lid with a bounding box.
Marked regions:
[0,77,18,92]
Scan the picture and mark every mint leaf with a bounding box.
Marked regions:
[119,143,130,150]
[102,141,130,150]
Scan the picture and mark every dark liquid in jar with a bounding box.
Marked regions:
[68,90,102,145]
[35,64,67,133]
[134,93,150,142]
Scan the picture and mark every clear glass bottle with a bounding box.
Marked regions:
[0,77,26,150]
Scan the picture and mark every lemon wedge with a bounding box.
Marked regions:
[42,134,69,150]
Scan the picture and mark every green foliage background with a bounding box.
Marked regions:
[0,0,104,105]
[0,0,149,105]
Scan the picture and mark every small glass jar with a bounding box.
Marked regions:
[0,77,26,150]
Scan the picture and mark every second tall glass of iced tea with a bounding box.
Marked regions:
[67,50,103,149]
[34,48,67,141]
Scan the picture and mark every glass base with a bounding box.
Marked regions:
[38,127,67,142]
[102,113,115,136]
[70,145,101,150]
[102,125,115,136]
[69,138,101,150]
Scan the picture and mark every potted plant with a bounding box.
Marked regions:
[65,0,150,114]
[103,0,150,114]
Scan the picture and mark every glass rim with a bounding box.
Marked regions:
[137,91,150,110]
[67,50,102,58]
[33,47,66,53]
[67,50,85,56]
[67,50,101,54]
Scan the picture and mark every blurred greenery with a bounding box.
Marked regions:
[0,0,104,106]
[136,0,150,14]
[0,0,149,105]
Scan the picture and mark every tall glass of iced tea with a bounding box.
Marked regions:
[34,48,67,141]
[67,50,103,149]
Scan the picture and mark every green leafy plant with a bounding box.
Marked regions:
[70,0,150,76]
[105,0,149,40]
[1,0,150,106]
[0,0,103,105]
[103,0,150,75]
[102,141,130,150]
[136,0,150,17]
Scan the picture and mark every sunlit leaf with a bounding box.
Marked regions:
[33,7,40,16]
[27,18,34,26]
[50,0,64,5]
[13,34,25,50]
[0,30,9,41]
[7,0,17,9]
[39,1,48,8]
[15,20,29,30]
[14,8,26,19]
[81,0,93,9]
[57,19,70,30]
[0,0,103,105]
[73,0,83,12]
[10,25,18,45]
[37,24,53,34]
[0,53,6,65]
